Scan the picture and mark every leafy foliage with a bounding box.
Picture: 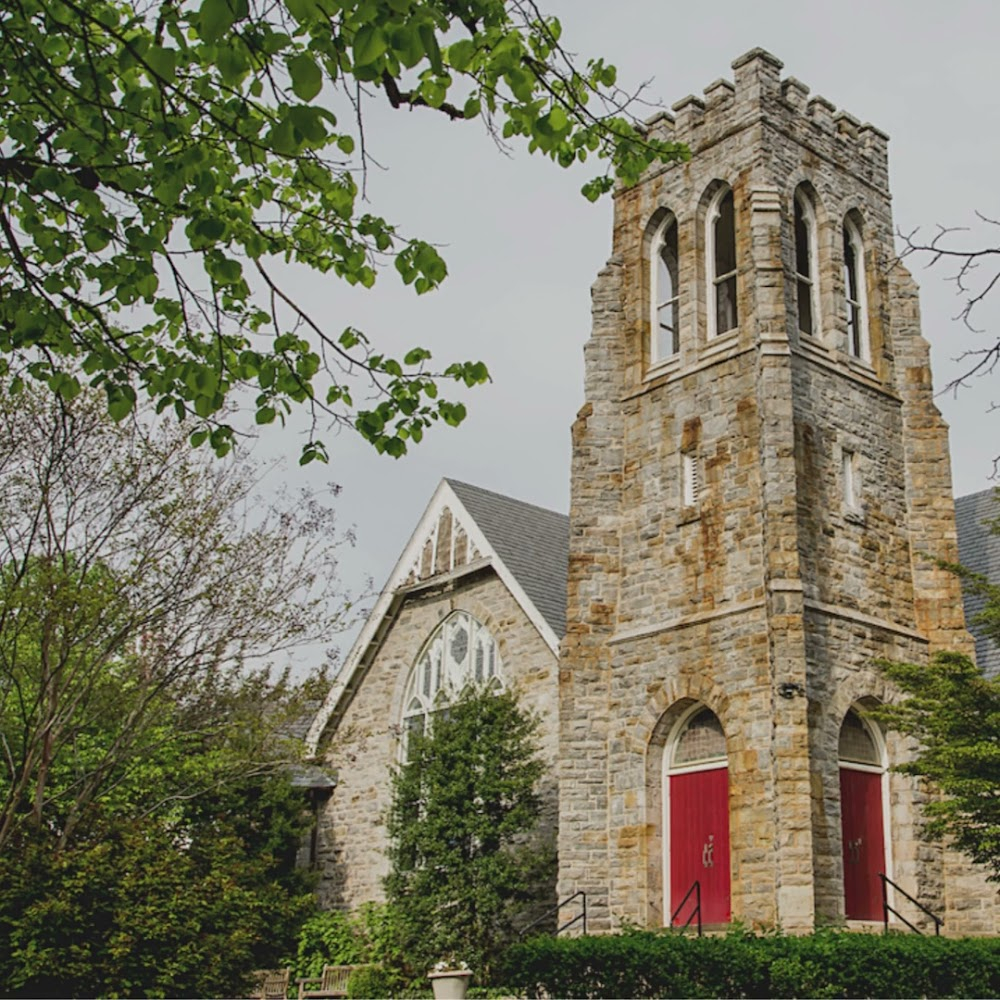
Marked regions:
[0,386,352,852]
[875,651,1000,882]
[499,929,1000,999]
[0,0,688,463]
[0,387,355,996]
[385,688,549,980]
[0,777,317,999]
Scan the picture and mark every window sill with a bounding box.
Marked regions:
[701,329,739,359]
[645,355,681,382]
[844,506,866,526]
[677,506,701,526]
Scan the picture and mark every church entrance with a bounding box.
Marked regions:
[665,706,730,926]
[838,709,888,921]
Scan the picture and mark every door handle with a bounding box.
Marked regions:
[702,834,715,868]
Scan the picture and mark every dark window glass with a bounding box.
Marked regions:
[844,226,862,355]
[657,222,680,357]
[714,191,738,333]
[795,197,814,336]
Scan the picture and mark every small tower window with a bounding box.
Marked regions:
[843,218,869,360]
[842,448,859,510]
[709,188,738,337]
[652,217,680,363]
[794,190,818,337]
[682,451,700,507]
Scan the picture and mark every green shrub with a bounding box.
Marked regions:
[347,964,399,998]
[498,929,1000,999]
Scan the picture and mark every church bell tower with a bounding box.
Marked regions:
[558,49,990,934]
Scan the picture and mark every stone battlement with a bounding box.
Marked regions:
[643,49,888,174]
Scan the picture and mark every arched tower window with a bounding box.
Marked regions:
[400,611,503,757]
[651,215,680,364]
[794,188,820,337]
[707,187,738,338]
[664,705,731,926]
[838,707,889,921]
[843,217,869,360]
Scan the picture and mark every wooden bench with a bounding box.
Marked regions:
[250,968,292,1000]
[296,964,368,1000]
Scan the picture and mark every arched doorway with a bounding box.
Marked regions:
[838,707,889,921]
[664,705,731,925]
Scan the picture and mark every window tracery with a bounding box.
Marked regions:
[794,188,819,336]
[708,187,738,337]
[400,611,503,756]
[843,217,869,360]
[651,215,680,364]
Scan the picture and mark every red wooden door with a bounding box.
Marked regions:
[669,767,730,925]
[840,768,885,920]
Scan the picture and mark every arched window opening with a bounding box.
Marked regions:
[664,704,731,927]
[838,707,889,921]
[708,188,738,337]
[843,218,868,360]
[651,216,680,363]
[794,190,819,336]
[400,611,503,758]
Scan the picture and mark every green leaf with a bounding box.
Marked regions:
[199,0,236,43]
[353,25,387,67]
[287,53,323,102]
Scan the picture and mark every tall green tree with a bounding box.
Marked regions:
[0,0,688,463]
[0,387,352,995]
[878,652,1000,882]
[385,687,549,980]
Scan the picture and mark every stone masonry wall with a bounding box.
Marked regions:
[561,48,997,935]
[316,569,559,912]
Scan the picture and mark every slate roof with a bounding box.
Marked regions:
[955,488,1000,679]
[446,479,569,639]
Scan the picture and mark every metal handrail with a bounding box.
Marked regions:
[518,890,587,938]
[879,872,942,936]
[670,879,702,937]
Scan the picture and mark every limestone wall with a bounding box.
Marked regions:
[560,48,997,935]
[316,569,559,911]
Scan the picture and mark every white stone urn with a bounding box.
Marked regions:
[427,968,473,1000]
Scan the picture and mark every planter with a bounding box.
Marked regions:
[428,969,472,1000]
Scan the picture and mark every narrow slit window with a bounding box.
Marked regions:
[842,449,857,509]
[713,190,738,335]
[682,451,700,507]
[795,194,815,336]
[653,220,680,362]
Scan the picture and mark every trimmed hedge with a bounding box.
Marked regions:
[498,929,1000,998]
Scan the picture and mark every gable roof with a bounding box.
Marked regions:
[955,488,1000,679]
[446,479,569,639]
[306,479,568,751]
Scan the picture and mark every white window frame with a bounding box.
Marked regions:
[650,214,680,366]
[843,218,870,361]
[399,610,504,761]
[706,185,738,340]
[794,189,821,338]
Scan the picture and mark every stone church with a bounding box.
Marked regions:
[307,49,1000,937]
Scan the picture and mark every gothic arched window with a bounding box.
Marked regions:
[843,217,869,360]
[707,187,738,337]
[400,611,503,756]
[651,215,680,364]
[794,188,819,337]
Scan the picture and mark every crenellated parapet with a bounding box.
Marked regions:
[643,48,888,191]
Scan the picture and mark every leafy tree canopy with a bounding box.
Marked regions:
[385,687,551,980]
[0,0,688,463]
[877,651,1000,882]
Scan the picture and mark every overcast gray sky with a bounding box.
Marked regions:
[270,1,1000,671]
